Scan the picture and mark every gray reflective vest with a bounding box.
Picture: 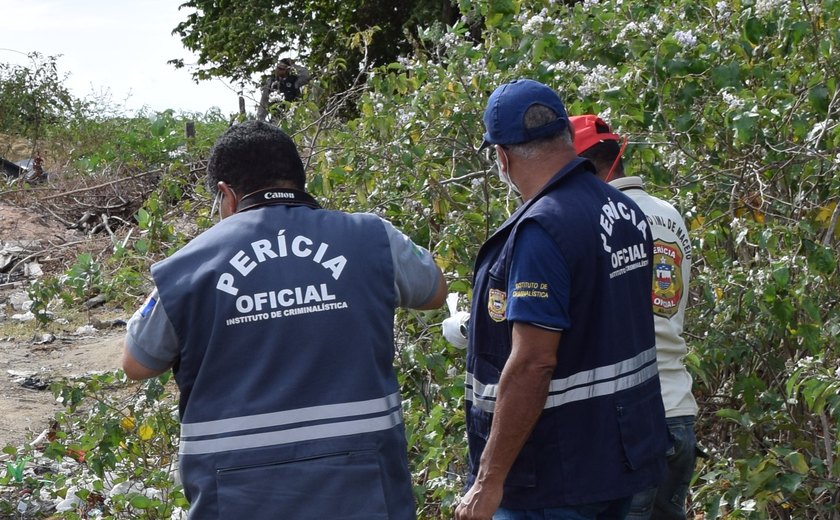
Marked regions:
[154,197,415,519]
[466,159,668,508]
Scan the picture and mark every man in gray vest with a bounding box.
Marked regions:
[122,120,447,519]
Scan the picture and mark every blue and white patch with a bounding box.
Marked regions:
[140,296,157,318]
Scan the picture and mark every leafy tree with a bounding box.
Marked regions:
[170,0,462,97]
[0,53,74,152]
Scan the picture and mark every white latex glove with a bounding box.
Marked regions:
[442,311,470,349]
[446,292,459,316]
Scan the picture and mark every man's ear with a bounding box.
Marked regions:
[495,144,509,171]
[218,181,238,218]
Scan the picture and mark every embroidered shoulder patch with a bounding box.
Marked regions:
[652,240,683,319]
[488,288,507,322]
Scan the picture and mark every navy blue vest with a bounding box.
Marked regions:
[466,158,668,508]
[153,195,415,519]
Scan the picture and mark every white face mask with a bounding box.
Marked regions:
[495,148,520,194]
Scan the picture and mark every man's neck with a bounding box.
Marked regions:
[517,152,577,201]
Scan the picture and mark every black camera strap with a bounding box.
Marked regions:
[236,188,322,213]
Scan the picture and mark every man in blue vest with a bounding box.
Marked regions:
[570,115,698,520]
[454,79,668,520]
[121,120,447,519]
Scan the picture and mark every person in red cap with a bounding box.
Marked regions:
[570,115,698,520]
[454,79,668,520]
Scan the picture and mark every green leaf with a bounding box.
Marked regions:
[136,208,151,228]
[778,472,804,494]
[772,266,790,286]
[732,111,758,142]
[744,17,765,45]
[489,0,516,15]
[808,85,830,114]
[716,408,745,422]
[808,244,836,274]
[713,62,742,89]
[785,451,809,474]
[129,493,153,509]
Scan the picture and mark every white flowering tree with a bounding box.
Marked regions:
[273,0,840,516]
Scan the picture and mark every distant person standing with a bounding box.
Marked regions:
[570,114,698,520]
[256,58,311,121]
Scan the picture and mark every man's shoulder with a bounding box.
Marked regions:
[628,189,686,225]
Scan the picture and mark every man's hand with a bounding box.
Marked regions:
[454,481,503,520]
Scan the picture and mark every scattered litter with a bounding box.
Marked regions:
[7,369,37,378]
[11,311,35,322]
[75,324,98,335]
[83,294,106,309]
[33,333,56,345]
[54,486,83,512]
[0,244,26,271]
[20,376,50,391]
[8,291,33,311]
[23,262,43,277]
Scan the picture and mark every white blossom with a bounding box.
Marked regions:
[674,30,697,48]
[547,60,588,75]
[715,1,731,21]
[649,14,665,32]
[616,17,662,44]
[719,89,745,110]
[598,107,613,125]
[755,0,789,16]
[521,11,548,34]
[578,64,617,98]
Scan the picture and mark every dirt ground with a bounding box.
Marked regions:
[0,199,135,448]
[0,332,125,448]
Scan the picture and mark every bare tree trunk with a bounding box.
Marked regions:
[256,79,271,122]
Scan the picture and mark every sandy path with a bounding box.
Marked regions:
[0,333,124,447]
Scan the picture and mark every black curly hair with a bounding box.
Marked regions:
[206,120,305,195]
[579,136,625,178]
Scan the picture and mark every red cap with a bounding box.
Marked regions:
[569,115,621,155]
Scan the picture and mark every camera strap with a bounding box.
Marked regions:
[236,188,322,213]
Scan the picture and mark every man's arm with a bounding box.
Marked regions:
[121,289,179,380]
[121,343,171,380]
[379,216,447,310]
[293,63,311,88]
[455,323,560,520]
[415,268,447,310]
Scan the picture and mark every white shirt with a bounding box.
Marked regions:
[610,176,698,418]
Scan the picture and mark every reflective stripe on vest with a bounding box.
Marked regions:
[179,391,403,455]
[466,346,657,413]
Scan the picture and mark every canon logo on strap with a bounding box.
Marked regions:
[264,191,295,199]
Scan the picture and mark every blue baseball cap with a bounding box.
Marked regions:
[478,79,570,151]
